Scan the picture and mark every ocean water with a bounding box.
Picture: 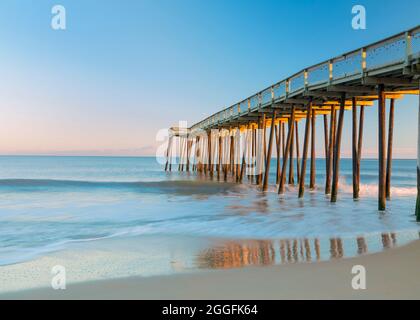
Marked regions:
[0,156,419,279]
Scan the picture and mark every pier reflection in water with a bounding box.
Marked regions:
[195,231,420,270]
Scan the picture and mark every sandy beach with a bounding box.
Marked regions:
[2,239,420,300]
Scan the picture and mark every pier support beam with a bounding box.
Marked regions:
[288,116,295,185]
[278,107,295,194]
[230,133,235,177]
[357,106,365,194]
[282,122,286,159]
[386,98,395,199]
[295,120,301,184]
[208,131,213,177]
[352,97,359,199]
[165,136,173,172]
[323,115,328,172]
[378,84,386,211]
[310,108,316,189]
[220,130,223,180]
[331,93,346,203]
[240,123,251,183]
[275,122,281,184]
[325,105,336,194]
[186,137,191,172]
[263,111,276,191]
[298,102,312,198]
[258,115,266,185]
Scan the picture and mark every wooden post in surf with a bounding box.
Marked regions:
[278,106,295,194]
[251,125,256,183]
[295,120,301,184]
[260,114,266,186]
[325,104,336,194]
[255,117,262,185]
[357,106,365,194]
[239,123,251,183]
[310,107,316,189]
[288,115,295,185]
[378,84,386,210]
[298,102,312,198]
[179,136,185,171]
[263,111,276,191]
[235,128,241,181]
[386,98,395,199]
[186,136,190,172]
[331,93,346,203]
[275,122,281,184]
[323,115,328,173]
[203,132,208,175]
[282,122,286,159]
[165,135,173,172]
[352,97,360,199]
[230,131,234,177]
[208,130,213,177]
[224,131,228,182]
[263,115,267,168]
[217,132,222,180]
[192,137,196,172]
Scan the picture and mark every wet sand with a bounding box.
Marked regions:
[2,239,420,300]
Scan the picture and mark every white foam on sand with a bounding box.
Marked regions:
[0,235,209,293]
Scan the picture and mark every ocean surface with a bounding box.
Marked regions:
[0,155,419,290]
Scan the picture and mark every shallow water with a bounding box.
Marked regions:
[0,156,419,268]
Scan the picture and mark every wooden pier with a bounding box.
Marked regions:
[166,26,420,219]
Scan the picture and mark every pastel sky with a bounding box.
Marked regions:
[0,0,419,157]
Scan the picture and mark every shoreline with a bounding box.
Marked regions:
[2,239,420,300]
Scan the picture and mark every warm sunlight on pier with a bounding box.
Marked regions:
[166,26,420,217]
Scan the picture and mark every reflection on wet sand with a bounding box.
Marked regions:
[196,232,406,270]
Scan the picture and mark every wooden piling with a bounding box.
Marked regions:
[224,133,228,181]
[256,117,263,185]
[386,98,395,199]
[179,136,185,171]
[298,102,312,198]
[186,137,191,172]
[310,108,316,189]
[165,136,173,171]
[331,93,346,203]
[240,123,251,183]
[282,122,286,159]
[288,116,295,185]
[325,105,336,194]
[263,111,276,191]
[352,97,359,199]
[323,115,328,169]
[217,130,223,180]
[357,106,365,193]
[295,120,301,184]
[278,107,295,194]
[230,134,235,177]
[275,122,281,184]
[263,114,267,167]
[208,131,213,177]
[378,84,386,210]
[251,126,256,183]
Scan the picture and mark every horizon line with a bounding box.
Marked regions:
[0,154,416,160]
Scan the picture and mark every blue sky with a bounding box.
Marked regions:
[0,0,419,156]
